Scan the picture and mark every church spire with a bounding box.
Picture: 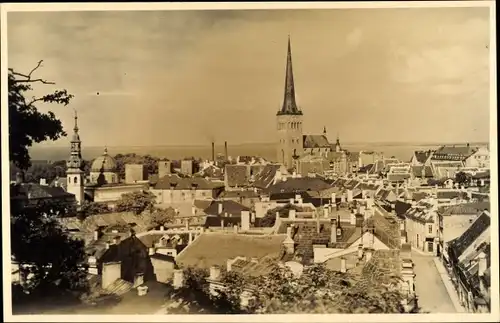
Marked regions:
[71,109,80,142]
[323,126,327,136]
[277,35,302,116]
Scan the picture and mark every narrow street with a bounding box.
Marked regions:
[412,251,457,313]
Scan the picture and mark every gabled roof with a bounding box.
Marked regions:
[225,164,249,187]
[11,183,75,199]
[302,135,331,149]
[252,164,283,189]
[410,165,434,178]
[203,200,250,216]
[433,145,476,158]
[448,211,490,260]
[265,177,331,194]
[413,150,434,164]
[439,202,490,216]
[153,174,221,190]
[176,233,285,269]
[395,200,412,217]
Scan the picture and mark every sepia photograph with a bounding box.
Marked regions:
[1,1,497,322]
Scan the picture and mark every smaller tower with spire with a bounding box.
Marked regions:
[66,110,85,205]
[335,133,342,153]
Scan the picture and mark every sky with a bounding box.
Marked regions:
[7,7,491,147]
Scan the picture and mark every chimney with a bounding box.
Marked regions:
[209,266,221,281]
[188,232,193,244]
[288,209,296,220]
[241,210,250,231]
[88,256,98,275]
[347,190,353,202]
[105,242,110,250]
[365,248,373,263]
[224,141,228,160]
[212,142,215,161]
[331,193,336,205]
[323,205,329,218]
[340,257,347,273]
[478,252,487,277]
[357,244,364,259]
[330,219,337,244]
[227,258,233,272]
[39,178,47,186]
[218,203,223,215]
[160,225,164,231]
[93,230,100,241]
[113,236,121,245]
[283,227,295,254]
[15,172,24,185]
[102,261,121,289]
[133,272,144,288]
[173,269,184,289]
[289,198,295,205]
[350,211,356,225]
[149,246,155,256]
[192,205,197,216]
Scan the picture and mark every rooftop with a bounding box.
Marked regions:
[176,233,285,269]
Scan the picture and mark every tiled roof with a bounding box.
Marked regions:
[11,183,74,199]
[203,200,250,216]
[225,165,249,187]
[412,191,429,202]
[58,212,149,236]
[252,164,283,189]
[265,177,332,194]
[176,233,285,269]
[472,171,490,179]
[343,180,360,190]
[153,174,220,190]
[387,173,410,182]
[437,190,467,200]
[204,216,242,228]
[193,199,214,210]
[439,202,490,216]
[360,249,401,286]
[277,220,363,265]
[230,256,277,277]
[395,200,412,217]
[49,177,68,191]
[448,211,490,259]
[87,274,134,297]
[410,165,434,178]
[302,135,331,148]
[434,145,476,157]
[413,150,433,164]
[99,236,156,283]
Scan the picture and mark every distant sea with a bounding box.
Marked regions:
[28,142,489,163]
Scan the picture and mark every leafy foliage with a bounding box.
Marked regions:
[113,153,165,179]
[10,160,92,184]
[9,61,74,170]
[143,207,175,230]
[115,190,157,215]
[168,263,408,314]
[260,204,301,227]
[11,199,88,296]
[455,171,470,186]
[78,201,112,220]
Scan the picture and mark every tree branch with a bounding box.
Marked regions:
[9,60,56,85]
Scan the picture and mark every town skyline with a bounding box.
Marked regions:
[7,7,491,148]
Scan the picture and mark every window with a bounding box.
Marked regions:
[428,225,433,234]
[74,176,78,184]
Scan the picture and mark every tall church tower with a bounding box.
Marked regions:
[276,36,303,169]
[66,110,84,205]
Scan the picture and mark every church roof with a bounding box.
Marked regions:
[91,148,117,172]
[277,36,302,116]
[302,135,330,148]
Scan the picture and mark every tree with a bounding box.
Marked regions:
[113,153,160,179]
[455,171,470,186]
[78,201,111,220]
[143,207,175,230]
[9,61,74,170]
[260,204,300,227]
[11,198,88,297]
[114,190,156,215]
[167,263,408,314]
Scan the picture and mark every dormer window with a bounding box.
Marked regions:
[336,228,342,236]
